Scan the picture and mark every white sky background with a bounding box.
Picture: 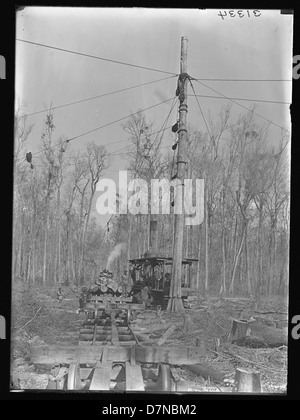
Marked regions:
[15,8,293,225]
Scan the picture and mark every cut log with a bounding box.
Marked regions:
[254,310,288,315]
[184,363,225,383]
[231,319,287,348]
[157,325,177,346]
[236,323,287,348]
[133,322,182,334]
[235,367,261,393]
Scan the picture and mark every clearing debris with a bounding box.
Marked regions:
[11,279,288,393]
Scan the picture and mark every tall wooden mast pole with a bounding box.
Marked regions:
[167,36,188,312]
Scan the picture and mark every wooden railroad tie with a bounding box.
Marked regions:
[90,347,112,391]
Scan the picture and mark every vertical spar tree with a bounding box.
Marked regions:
[167,36,189,313]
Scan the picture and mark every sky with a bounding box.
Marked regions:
[15,7,293,225]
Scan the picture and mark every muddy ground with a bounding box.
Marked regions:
[10,281,288,393]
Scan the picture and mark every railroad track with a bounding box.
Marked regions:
[30,295,205,391]
[79,309,137,346]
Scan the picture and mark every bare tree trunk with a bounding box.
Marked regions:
[53,231,58,285]
[56,188,61,285]
[245,224,251,296]
[77,180,90,283]
[195,225,202,292]
[42,170,52,287]
[26,213,34,286]
[227,199,239,282]
[127,216,132,272]
[185,225,192,259]
[256,206,264,300]
[17,240,22,278]
[13,210,21,279]
[272,227,277,295]
[70,228,76,285]
[32,242,36,286]
[57,222,61,285]
[78,196,93,284]
[204,186,209,295]
[267,217,276,299]
[267,228,272,299]
[229,221,246,295]
[220,225,227,297]
[26,246,31,286]
[42,214,48,287]
[66,222,71,285]
[18,211,25,279]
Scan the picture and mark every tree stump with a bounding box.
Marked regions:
[235,367,261,393]
[183,314,193,332]
[231,319,251,342]
[196,338,206,352]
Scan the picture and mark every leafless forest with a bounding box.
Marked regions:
[13,104,289,301]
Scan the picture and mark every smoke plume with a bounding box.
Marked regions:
[106,243,127,270]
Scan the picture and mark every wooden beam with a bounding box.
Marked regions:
[90,362,112,390]
[93,340,137,347]
[110,312,119,346]
[88,296,133,303]
[125,362,145,391]
[80,328,96,334]
[157,325,177,346]
[30,344,205,366]
[88,326,130,332]
[92,324,98,345]
[85,302,144,311]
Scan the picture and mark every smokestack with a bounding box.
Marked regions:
[149,218,158,253]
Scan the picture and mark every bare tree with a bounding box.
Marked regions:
[77,142,109,283]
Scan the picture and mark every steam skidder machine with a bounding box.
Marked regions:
[29,256,199,391]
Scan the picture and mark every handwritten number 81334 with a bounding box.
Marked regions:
[218,10,261,20]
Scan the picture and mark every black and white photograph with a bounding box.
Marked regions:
[11,7,292,394]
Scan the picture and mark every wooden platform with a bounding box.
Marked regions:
[85,302,145,311]
[30,344,205,366]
